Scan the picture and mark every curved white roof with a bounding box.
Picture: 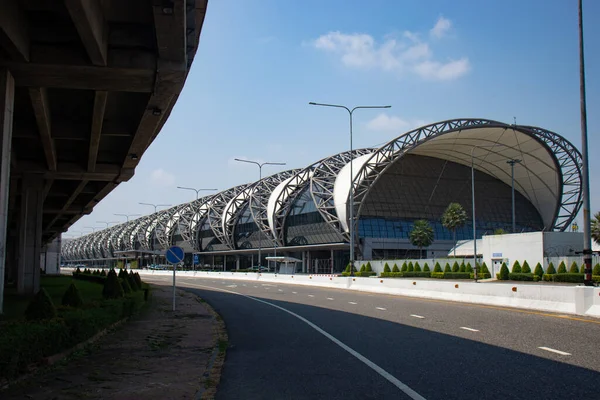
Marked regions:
[333,153,374,233]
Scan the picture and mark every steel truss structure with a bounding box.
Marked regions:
[62,119,583,262]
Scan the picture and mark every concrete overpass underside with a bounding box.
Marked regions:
[0,0,208,296]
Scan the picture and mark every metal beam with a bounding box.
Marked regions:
[44,180,88,231]
[88,91,107,171]
[0,0,29,62]
[15,161,134,182]
[153,0,187,63]
[29,88,57,171]
[65,0,108,66]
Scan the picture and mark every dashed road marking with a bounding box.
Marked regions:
[226,284,237,288]
[292,291,297,294]
[278,289,284,292]
[460,327,479,332]
[308,295,315,297]
[538,346,571,356]
[327,297,334,301]
[348,301,357,305]
[376,307,387,311]
[410,314,425,319]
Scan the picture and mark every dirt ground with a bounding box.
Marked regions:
[1,285,226,400]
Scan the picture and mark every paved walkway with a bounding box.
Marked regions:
[2,285,225,400]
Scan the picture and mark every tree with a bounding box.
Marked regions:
[546,262,556,274]
[423,263,430,272]
[366,262,373,272]
[444,263,451,273]
[392,264,400,273]
[569,261,579,274]
[408,262,414,272]
[414,262,421,272]
[534,263,544,279]
[512,261,522,273]
[401,262,408,272]
[441,203,467,257]
[593,263,600,276]
[557,261,567,274]
[521,261,531,274]
[383,263,391,273]
[434,262,442,272]
[592,212,600,245]
[499,263,509,280]
[452,261,460,272]
[459,263,466,273]
[409,219,434,258]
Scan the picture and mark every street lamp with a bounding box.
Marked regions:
[309,102,391,276]
[506,159,522,233]
[234,158,286,271]
[177,187,218,201]
[114,213,141,223]
[97,221,118,229]
[139,203,172,213]
[83,226,100,233]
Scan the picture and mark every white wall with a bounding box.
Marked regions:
[481,232,544,274]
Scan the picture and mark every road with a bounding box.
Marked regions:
[144,275,600,400]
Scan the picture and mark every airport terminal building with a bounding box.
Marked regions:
[62,119,583,273]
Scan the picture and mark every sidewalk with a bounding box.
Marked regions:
[1,285,226,400]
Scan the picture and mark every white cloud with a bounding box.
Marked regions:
[150,168,175,187]
[367,114,430,133]
[311,17,469,81]
[430,16,451,38]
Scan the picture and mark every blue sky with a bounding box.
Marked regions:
[67,0,599,235]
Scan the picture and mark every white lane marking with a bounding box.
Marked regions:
[292,291,297,294]
[308,295,315,298]
[242,284,247,287]
[538,346,571,356]
[410,314,425,319]
[226,284,238,288]
[253,286,258,288]
[278,289,284,292]
[376,307,387,311]
[460,327,479,332]
[184,283,427,400]
[327,297,334,301]
[348,301,357,305]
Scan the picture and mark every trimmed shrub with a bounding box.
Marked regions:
[452,261,460,272]
[356,271,377,277]
[366,262,373,272]
[480,263,490,274]
[414,262,421,272]
[133,273,142,289]
[569,261,579,274]
[542,274,555,282]
[360,264,366,272]
[594,264,600,276]
[557,261,567,274]
[465,263,473,273]
[521,261,531,274]
[61,283,84,308]
[580,264,587,274]
[546,262,556,274]
[25,288,57,321]
[121,278,132,294]
[472,272,492,279]
[423,263,430,272]
[344,264,351,273]
[401,262,408,272]
[499,263,510,280]
[100,270,106,277]
[408,262,414,272]
[553,273,584,283]
[512,261,522,273]
[392,264,400,273]
[383,263,391,273]
[433,262,442,272]
[102,269,124,299]
[402,271,431,278]
[444,263,451,273]
[441,272,471,279]
[459,263,466,273]
[431,272,445,279]
[75,267,81,274]
[534,263,544,279]
[509,273,534,281]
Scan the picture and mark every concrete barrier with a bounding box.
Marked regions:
[62,268,599,318]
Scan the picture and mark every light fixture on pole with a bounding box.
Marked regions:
[83,226,99,233]
[506,159,522,233]
[309,102,391,276]
[139,202,172,213]
[234,158,286,271]
[177,187,218,201]
[97,221,118,229]
[114,213,141,223]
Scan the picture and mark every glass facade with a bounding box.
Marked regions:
[234,203,275,249]
[285,188,343,245]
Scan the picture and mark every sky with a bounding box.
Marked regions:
[67,0,600,236]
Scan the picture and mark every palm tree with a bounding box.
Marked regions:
[441,203,467,257]
[592,212,600,246]
[409,219,434,259]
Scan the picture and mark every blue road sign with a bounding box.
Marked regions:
[165,246,185,264]
[193,254,199,265]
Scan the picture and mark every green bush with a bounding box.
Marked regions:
[431,272,445,279]
[25,288,57,321]
[75,267,81,274]
[402,271,431,278]
[383,263,391,273]
[120,278,132,294]
[593,275,600,283]
[557,261,567,274]
[73,272,106,285]
[100,270,106,277]
[452,261,460,272]
[533,275,541,282]
[102,270,124,299]
[546,262,556,274]
[423,263,430,272]
[128,272,139,291]
[61,283,84,308]
[344,264,351,273]
[471,273,492,279]
[360,264,366,272]
[118,269,128,280]
[499,263,510,280]
[433,272,471,279]
[408,262,414,272]
[401,262,408,272]
[569,261,579,274]
[444,263,451,273]
[533,263,544,279]
[433,262,442,272]
[392,264,400,273]
[521,261,531,273]
[414,262,421,272]
[355,271,377,277]
[512,260,522,273]
[480,263,490,274]
[553,273,584,283]
[381,272,403,278]
[465,263,473,273]
[542,274,554,282]
[459,263,466,273]
[508,273,534,281]
[366,262,373,272]
[580,264,587,274]
[594,264,600,275]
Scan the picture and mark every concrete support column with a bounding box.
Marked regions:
[17,174,44,295]
[235,256,240,271]
[0,68,15,312]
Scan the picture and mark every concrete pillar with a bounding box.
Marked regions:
[0,68,15,312]
[236,256,240,270]
[330,248,334,275]
[17,174,44,294]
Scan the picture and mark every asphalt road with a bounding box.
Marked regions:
[144,275,600,400]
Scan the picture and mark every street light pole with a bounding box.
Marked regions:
[578,0,593,286]
[114,213,141,223]
[97,221,118,229]
[139,202,172,213]
[506,159,522,233]
[309,102,391,276]
[234,158,286,272]
[177,186,218,201]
